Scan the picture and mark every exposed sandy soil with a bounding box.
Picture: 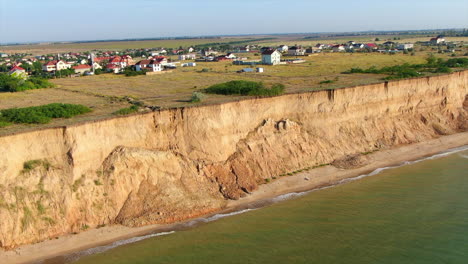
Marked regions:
[1,132,467,264]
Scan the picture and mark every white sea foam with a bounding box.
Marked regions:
[184,208,256,227]
[65,231,174,262]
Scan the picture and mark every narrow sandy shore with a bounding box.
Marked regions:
[2,132,468,264]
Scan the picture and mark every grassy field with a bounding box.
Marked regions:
[1,35,467,136]
[0,37,255,55]
[260,36,468,48]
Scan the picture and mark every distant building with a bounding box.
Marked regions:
[430,36,445,45]
[278,45,288,53]
[72,64,92,75]
[365,43,378,50]
[0,53,8,58]
[42,60,71,72]
[261,49,281,65]
[288,46,306,56]
[9,65,27,78]
[397,43,414,50]
[135,57,166,72]
[179,53,197,60]
[332,45,345,52]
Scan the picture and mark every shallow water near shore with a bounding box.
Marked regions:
[63,148,468,264]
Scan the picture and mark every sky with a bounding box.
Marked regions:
[0,0,467,43]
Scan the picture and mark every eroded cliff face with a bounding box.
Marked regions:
[0,71,467,249]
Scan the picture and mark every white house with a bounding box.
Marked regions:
[179,53,197,60]
[397,43,414,50]
[261,49,281,65]
[278,45,289,53]
[135,58,165,72]
[332,45,345,52]
[430,36,445,45]
[92,62,102,70]
[42,60,71,72]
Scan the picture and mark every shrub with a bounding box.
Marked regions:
[190,92,205,103]
[205,80,284,97]
[113,105,139,115]
[319,80,334,84]
[0,103,91,124]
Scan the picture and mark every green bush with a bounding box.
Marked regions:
[205,80,284,96]
[190,92,205,103]
[0,103,91,124]
[0,74,54,92]
[113,105,139,115]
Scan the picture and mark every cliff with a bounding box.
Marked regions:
[0,71,467,249]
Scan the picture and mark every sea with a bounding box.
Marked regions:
[50,146,468,264]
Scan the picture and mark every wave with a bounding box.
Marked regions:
[63,144,467,263]
[184,208,256,227]
[65,231,174,262]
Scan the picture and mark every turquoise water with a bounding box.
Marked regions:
[71,148,468,264]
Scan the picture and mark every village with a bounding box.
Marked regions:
[0,35,460,78]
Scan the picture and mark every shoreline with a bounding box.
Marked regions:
[1,132,468,264]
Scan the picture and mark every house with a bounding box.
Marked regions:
[92,62,102,70]
[278,45,288,52]
[352,43,365,49]
[188,47,195,53]
[430,36,445,45]
[0,53,8,58]
[305,47,321,53]
[261,49,281,65]
[72,64,92,75]
[135,57,166,72]
[288,46,306,56]
[383,41,396,47]
[226,53,237,59]
[42,60,71,72]
[179,53,197,60]
[365,43,378,50]
[332,45,345,52]
[397,43,414,50]
[8,65,27,78]
[106,64,121,74]
[200,48,218,56]
[315,44,324,49]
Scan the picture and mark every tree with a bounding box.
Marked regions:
[375,38,380,41]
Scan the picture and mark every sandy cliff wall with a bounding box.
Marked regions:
[0,71,467,249]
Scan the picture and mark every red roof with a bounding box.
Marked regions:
[366,43,378,48]
[10,65,25,71]
[72,64,91,69]
[44,60,57,66]
[106,64,119,69]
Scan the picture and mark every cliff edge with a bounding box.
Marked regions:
[0,71,467,249]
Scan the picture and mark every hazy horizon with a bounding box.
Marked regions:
[1,0,467,44]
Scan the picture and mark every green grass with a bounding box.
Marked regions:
[205,80,285,96]
[0,103,92,124]
[21,159,51,173]
[113,105,139,115]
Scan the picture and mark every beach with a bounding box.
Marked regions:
[1,131,468,264]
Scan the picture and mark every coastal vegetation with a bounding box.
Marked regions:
[113,105,139,115]
[0,103,91,125]
[343,57,468,80]
[0,74,54,92]
[205,80,285,96]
